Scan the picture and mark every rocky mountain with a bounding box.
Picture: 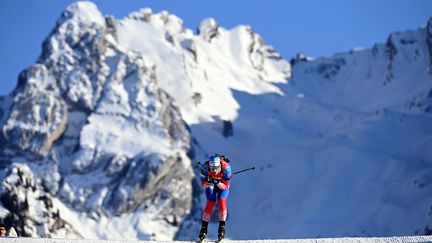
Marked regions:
[0,2,193,239]
[0,1,431,240]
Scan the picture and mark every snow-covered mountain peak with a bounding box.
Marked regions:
[58,1,105,27]
[117,11,290,124]
[125,8,185,36]
[51,0,107,50]
[198,18,219,41]
[126,7,153,22]
[0,1,196,240]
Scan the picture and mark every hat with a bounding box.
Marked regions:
[209,155,221,170]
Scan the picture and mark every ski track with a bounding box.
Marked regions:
[0,236,432,243]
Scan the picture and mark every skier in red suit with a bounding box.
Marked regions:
[198,155,232,242]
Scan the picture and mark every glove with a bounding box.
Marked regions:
[213,178,221,184]
[205,177,213,185]
[201,181,210,189]
[206,177,220,185]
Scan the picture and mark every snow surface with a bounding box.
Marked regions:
[116,11,290,123]
[0,236,432,243]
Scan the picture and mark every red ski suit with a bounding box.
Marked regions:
[200,160,232,222]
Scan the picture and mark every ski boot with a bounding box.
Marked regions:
[216,221,225,243]
[198,221,208,243]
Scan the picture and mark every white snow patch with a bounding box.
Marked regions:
[0,236,431,243]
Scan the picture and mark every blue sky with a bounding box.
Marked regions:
[0,0,431,95]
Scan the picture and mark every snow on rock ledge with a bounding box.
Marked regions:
[58,1,105,27]
[198,18,219,41]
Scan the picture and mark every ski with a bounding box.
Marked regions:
[198,232,206,243]
[197,235,206,243]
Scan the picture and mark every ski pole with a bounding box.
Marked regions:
[233,167,255,175]
[197,162,255,175]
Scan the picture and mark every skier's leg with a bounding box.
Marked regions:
[203,200,215,222]
[202,187,217,222]
[217,188,229,221]
[199,187,217,241]
[217,198,227,221]
[216,188,229,240]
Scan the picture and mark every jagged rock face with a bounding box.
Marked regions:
[0,1,193,240]
[198,18,219,42]
[38,1,111,111]
[0,163,65,237]
[2,65,68,158]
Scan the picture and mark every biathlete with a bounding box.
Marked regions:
[198,154,232,242]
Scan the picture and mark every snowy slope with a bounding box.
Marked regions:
[193,25,432,239]
[116,9,290,124]
[160,13,431,242]
[0,1,431,241]
[1,236,432,243]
